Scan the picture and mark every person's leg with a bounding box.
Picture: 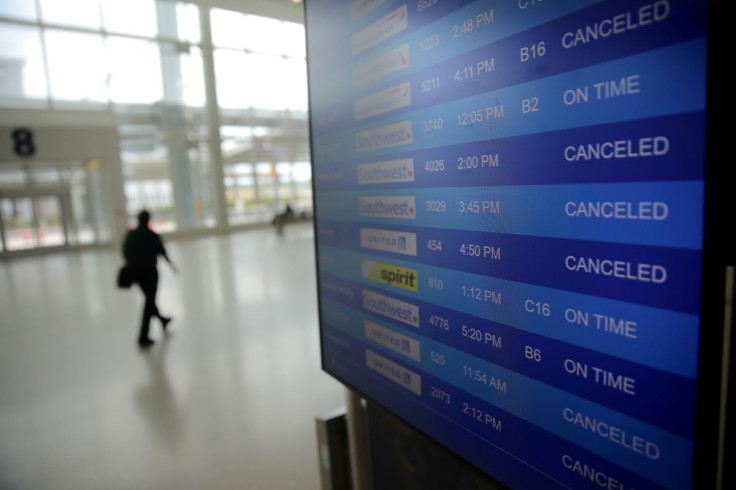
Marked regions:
[137,268,159,345]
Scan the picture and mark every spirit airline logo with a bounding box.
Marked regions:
[362,259,418,292]
[351,5,408,56]
[359,196,415,219]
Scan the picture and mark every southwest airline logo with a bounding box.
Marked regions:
[359,196,415,219]
[355,82,411,120]
[356,120,412,152]
[357,158,414,185]
[362,259,418,292]
[351,5,408,56]
[353,44,409,87]
[360,228,417,256]
[363,289,419,327]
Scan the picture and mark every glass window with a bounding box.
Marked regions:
[242,16,305,57]
[0,163,28,188]
[214,49,248,109]
[224,163,258,225]
[280,22,306,59]
[40,0,101,30]
[255,161,277,211]
[211,11,306,58]
[292,161,312,213]
[35,196,65,247]
[276,161,293,201]
[120,140,169,169]
[0,23,48,103]
[85,159,112,243]
[181,46,205,107]
[1,197,35,250]
[255,54,294,110]
[221,126,254,139]
[0,0,38,22]
[107,36,163,104]
[188,144,216,228]
[216,53,294,110]
[120,138,175,232]
[240,15,284,54]
[66,163,95,245]
[30,163,61,185]
[124,179,176,232]
[282,58,308,110]
[45,29,108,103]
[116,122,163,139]
[177,2,200,44]
[210,9,246,49]
[101,0,157,38]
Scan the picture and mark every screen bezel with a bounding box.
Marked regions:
[303,1,726,486]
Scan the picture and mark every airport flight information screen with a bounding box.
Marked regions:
[305,1,708,488]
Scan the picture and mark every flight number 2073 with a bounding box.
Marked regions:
[431,386,451,404]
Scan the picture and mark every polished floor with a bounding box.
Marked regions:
[0,224,346,489]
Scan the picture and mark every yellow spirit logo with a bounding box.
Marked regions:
[362,260,418,292]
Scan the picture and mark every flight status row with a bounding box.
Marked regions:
[305,0,708,488]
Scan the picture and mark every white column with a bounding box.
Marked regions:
[198,6,229,231]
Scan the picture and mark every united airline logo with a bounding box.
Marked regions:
[351,5,408,56]
[353,44,409,87]
[363,289,419,327]
[357,158,414,185]
[360,228,417,256]
[364,320,420,361]
[356,120,412,152]
[359,196,415,219]
[355,82,411,120]
[366,349,421,395]
[362,260,418,292]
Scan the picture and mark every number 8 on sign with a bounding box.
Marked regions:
[12,128,36,157]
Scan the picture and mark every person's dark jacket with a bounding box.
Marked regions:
[123,227,167,267]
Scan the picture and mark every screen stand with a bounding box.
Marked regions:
[358,396,506,490]
[719,266,735,489]
[346,388,371,490]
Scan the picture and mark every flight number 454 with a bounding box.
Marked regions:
[427,239,442,252]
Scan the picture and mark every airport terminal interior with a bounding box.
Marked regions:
[0,224,345,489]
[1,0,348,488]
[2,1,732,489]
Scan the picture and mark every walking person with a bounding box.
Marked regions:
[122,210,176,348]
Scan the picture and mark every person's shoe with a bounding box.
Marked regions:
[138,338,155,348]
[161,316,172,333]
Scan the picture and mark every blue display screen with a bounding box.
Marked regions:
[305,1,708,488]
